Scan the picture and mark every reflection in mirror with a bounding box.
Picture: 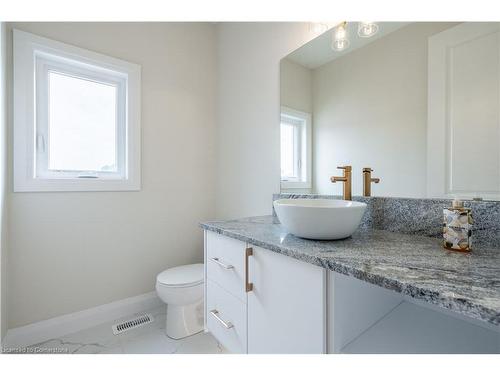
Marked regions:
[280,22,500,200]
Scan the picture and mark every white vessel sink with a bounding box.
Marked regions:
[273,199,367,240]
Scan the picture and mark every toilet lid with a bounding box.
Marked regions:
[157,263,204,287]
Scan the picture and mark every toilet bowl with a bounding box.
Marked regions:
[155,263,204,339]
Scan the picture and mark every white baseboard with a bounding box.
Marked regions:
[2,291,163,349]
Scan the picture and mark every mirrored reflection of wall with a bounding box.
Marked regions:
[280,59,312,114]
[280,59,313,192]
[281,22,460,198]
[314,22,459,197]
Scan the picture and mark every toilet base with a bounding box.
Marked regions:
[166,299,204,339]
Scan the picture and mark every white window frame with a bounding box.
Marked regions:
[280,106,312,189]
[13,29,141,192]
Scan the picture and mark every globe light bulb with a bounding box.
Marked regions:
[358,22,379,38]
[332,22,349,51]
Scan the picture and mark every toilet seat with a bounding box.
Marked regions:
[156,263,203,287]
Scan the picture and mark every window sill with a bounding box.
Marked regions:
[280,180,312,189]
[14,177,141,192]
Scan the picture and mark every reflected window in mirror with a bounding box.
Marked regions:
[280,107,311,189]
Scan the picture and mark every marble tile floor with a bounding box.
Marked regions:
[26,306,228,354]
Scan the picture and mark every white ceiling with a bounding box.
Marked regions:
[285,22,409,69]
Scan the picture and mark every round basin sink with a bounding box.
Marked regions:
[273,199,367,240]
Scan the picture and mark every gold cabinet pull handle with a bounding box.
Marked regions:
[245,247,253,292]
[210,257,234,270]
[209,309,234,329]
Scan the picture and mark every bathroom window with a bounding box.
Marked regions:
[13,29,141,192]
[280,107,311,189]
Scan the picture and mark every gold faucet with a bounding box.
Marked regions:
[363,167,380,197]
[330,166,352,200]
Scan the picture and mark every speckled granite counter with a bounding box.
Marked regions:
[200,215,500,326]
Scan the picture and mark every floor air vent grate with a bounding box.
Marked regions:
[112,314,154,335]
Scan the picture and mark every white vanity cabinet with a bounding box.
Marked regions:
[204,230,499,354]
[204,231,326,354]
[247,246,325,353]
[205,231,248,353]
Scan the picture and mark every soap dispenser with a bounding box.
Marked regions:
[443,199,473,252]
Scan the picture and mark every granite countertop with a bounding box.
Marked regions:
[200,215,500,326]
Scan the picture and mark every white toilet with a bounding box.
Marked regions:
[155,263,204,339]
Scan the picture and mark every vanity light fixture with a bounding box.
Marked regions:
[331,21,349,51]
[358,22,379,38]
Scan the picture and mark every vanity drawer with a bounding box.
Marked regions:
[206,279,247,354]
[206,231,246,301]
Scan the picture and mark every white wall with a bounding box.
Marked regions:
[280,58,312,113]
[6,23,217,328]
[312,23,456,197]
[0,22,8,341]
[215,23,315,219]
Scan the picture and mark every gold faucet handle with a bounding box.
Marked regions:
[363,167,380,183]
[330,176,346,183]
[337,165,352,171]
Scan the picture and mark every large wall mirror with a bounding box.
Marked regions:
[280,22,500,200]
